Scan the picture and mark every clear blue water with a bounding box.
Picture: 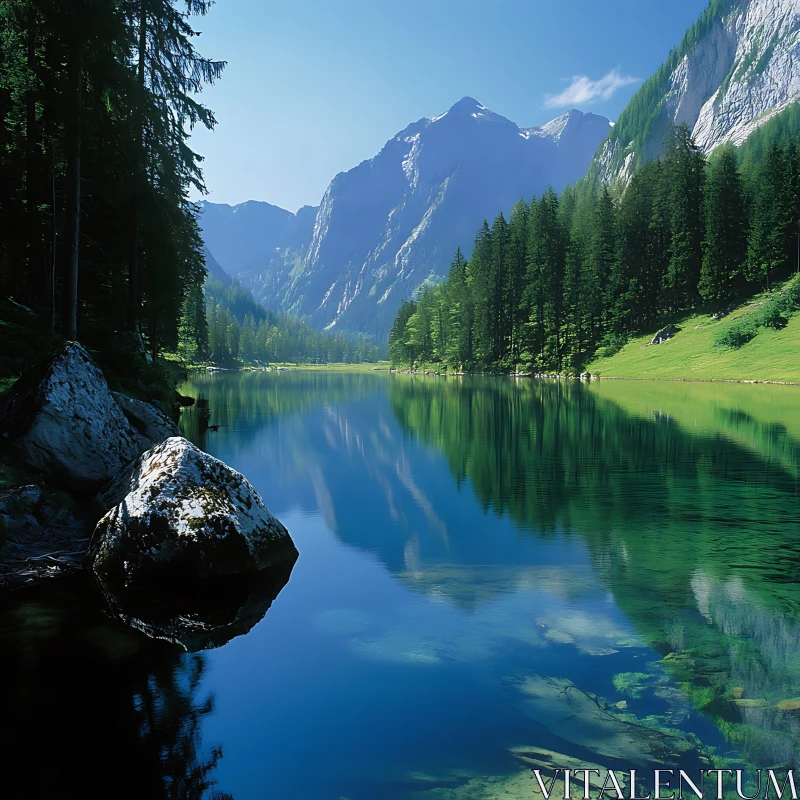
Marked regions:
[3,371,800,799]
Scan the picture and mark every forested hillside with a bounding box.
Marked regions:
[389,125,800,373]
[0,0,222,373]
[197,277,382,366]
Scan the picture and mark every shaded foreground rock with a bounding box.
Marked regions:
[87,436,298,649]
[112,391,179,443]
[0,483,91,588]
[1,342,147,491]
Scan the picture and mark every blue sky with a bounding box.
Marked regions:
[189,0,709,212]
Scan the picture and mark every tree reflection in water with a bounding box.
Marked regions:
[0,577,233,799]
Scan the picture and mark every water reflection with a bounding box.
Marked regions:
[0,578,231,798]
[3,371,800,798]
[182,372,800,782]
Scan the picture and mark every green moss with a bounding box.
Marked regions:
[612,671,655,699]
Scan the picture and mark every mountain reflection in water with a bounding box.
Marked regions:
[2,371,800,799]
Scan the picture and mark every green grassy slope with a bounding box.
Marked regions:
[587,285,800,382]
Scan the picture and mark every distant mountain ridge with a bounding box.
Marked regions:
[199,98,611,339]
[589,0,800,185]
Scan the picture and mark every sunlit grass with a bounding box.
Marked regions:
[588,284,800,383]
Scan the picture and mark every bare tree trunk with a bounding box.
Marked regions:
[128,0,147,333]
[25,10,42,306]
[48,171,56,330]
[61,39,82,341]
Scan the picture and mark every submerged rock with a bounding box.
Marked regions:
[516,675,694,766]
[87,437,298,650]
[0,343,144,492]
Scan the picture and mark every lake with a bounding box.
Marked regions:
[2,372,800,799]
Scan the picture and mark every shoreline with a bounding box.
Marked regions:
[390,369,800,386]
[191,363,800,387]
[591,375,800,386]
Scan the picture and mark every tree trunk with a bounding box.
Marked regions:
[25,10,42,306]
[128,0,147,333]
[61,39,82,341]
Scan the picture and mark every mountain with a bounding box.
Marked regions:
[198,200,318,313]
[203,245,230,285]
[590,0,800,185]
[200,98,611,339]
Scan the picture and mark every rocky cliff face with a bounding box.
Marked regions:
[287,99,611,337]
[592,0,799,185]
[201,99,610,339]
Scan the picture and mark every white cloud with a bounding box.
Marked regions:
[544,68,640,109]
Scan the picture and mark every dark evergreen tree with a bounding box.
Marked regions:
[388,298,418,366]
[507,199,529,367]
[747,141,794,289]
[699,143,748,301]
[660,124,705,311]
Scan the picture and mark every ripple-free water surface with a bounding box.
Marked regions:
[3,373,800,799]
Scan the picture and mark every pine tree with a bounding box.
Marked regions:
[388,299,417,366]
[469,221,496,367]
[526,190,565,370]
[445,248,473,369]
[747,141,794,288]
[660,124,705,311]
[507,199,529,367]
[699,143,748,301]
[588,187,617,346]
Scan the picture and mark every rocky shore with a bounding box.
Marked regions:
[0,342,298,650]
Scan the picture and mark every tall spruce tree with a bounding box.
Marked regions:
[699,143,748,301]
[660,124,705,311]
[507,199,530,367]
[747,141,794,288]
[469,221,495,367]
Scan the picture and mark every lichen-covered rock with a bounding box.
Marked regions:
[91,436,297,581]
[0,343,144,492]
[87,436,298,649]
[112,392,179,443]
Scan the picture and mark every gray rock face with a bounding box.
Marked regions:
[0,513,43,546]
[88,436,298,650]
[112,392,179,444]
[0,485,44,546]
[649,325,680,345]
[90,436,297,584]
[201,100,611,339]
[593,0,800,186]
[0,343,144,492]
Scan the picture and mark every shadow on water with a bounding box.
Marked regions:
[0,576,233,799]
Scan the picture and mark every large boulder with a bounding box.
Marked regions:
[0,343,144,492]
[112,392,179,443]
[87,437,298,649]
[648,324,679,346]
